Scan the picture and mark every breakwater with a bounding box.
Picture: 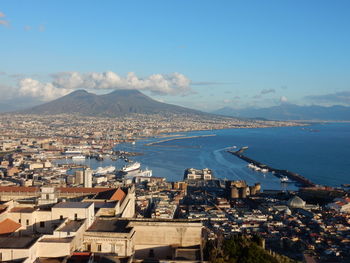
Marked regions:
[145,134,216,146]
[227,150,316,187]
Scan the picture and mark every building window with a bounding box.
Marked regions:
[97,244,102,252]
[40,221,45,228]
[86,243,91,251]
[74,213,78,220]
[60,215,63,220]
[26,219,29,225]
[110,244,115,253]
[18,219,21,224]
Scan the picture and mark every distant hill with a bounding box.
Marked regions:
[0,98,43,113]
[213,104,350,121]
[17,89,207,117]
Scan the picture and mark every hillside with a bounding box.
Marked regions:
[18,89,205,117]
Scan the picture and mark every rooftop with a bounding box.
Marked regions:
[87,219,132,233]
[40,237,74,243]
[0,236,38,248]
[94,187,126,201]
[53,202,92,209]
[59,220,85,232]
[10,207,36,213]
[0,218,22,235]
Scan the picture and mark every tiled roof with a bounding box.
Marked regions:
[10,207,35,213]
[0,186,116,194]
[110,188,126,201]
[94,187,126,201]
[0,186,38,192]
[58,187,113,193]
[0,218,21,235]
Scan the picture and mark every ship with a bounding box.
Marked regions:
[94,165,116,175]
[247,163,269,173]
[124,168,152,179]
[280,176,290,183]
[72,155,86,160]
[122,162,141,172]
[64,150,82,155]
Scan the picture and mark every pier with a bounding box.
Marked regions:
[227,149,316,188]
[145,134,216,146]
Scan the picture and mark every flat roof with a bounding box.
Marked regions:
[87,219,132,233]
[10,207,36,213]
[0,236,38,248]
[59,220,84,232]
[40,237,73,243]
[53,202,92,209]
[89,201,117,208]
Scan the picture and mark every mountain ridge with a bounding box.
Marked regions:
[16,89,206,117]
[213,104,350,121]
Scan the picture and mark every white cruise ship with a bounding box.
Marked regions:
[124,168,152,179]
[122,162,141,173]
[94,166,116,175]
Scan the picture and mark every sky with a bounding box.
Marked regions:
[1,0,350,111]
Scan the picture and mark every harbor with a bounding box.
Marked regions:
[227,148,316,188]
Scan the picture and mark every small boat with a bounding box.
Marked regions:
[280,176,290,183]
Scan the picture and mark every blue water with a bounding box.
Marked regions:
[63,123,350,190]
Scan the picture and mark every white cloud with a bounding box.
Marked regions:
[24,25,32,31]
[280,96,288,103]
[52,71,191,95]
[0,20,9,27]
[0,11,9,27]
[261,88,275,95]
[38,24,45,32]
[19,78,72,101]
[15,71,192,101]
[305,91,350,105]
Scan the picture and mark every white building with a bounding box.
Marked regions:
[83,168,93,188]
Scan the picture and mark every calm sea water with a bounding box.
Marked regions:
[66,123,350,190]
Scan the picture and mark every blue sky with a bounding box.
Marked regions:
[1,0,350,110]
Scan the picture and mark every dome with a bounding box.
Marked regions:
[284,207,292,215]
[287,196,306,208]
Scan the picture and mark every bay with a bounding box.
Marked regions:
[65,122,350,190]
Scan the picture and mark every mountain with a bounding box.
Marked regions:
[17,89,205,116]
[0,97,43,113]
[213,104,350,121]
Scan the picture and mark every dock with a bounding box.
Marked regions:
[145,134,216,146]
[227,149,316,188]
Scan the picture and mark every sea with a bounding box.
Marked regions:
[64,122,350,190]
